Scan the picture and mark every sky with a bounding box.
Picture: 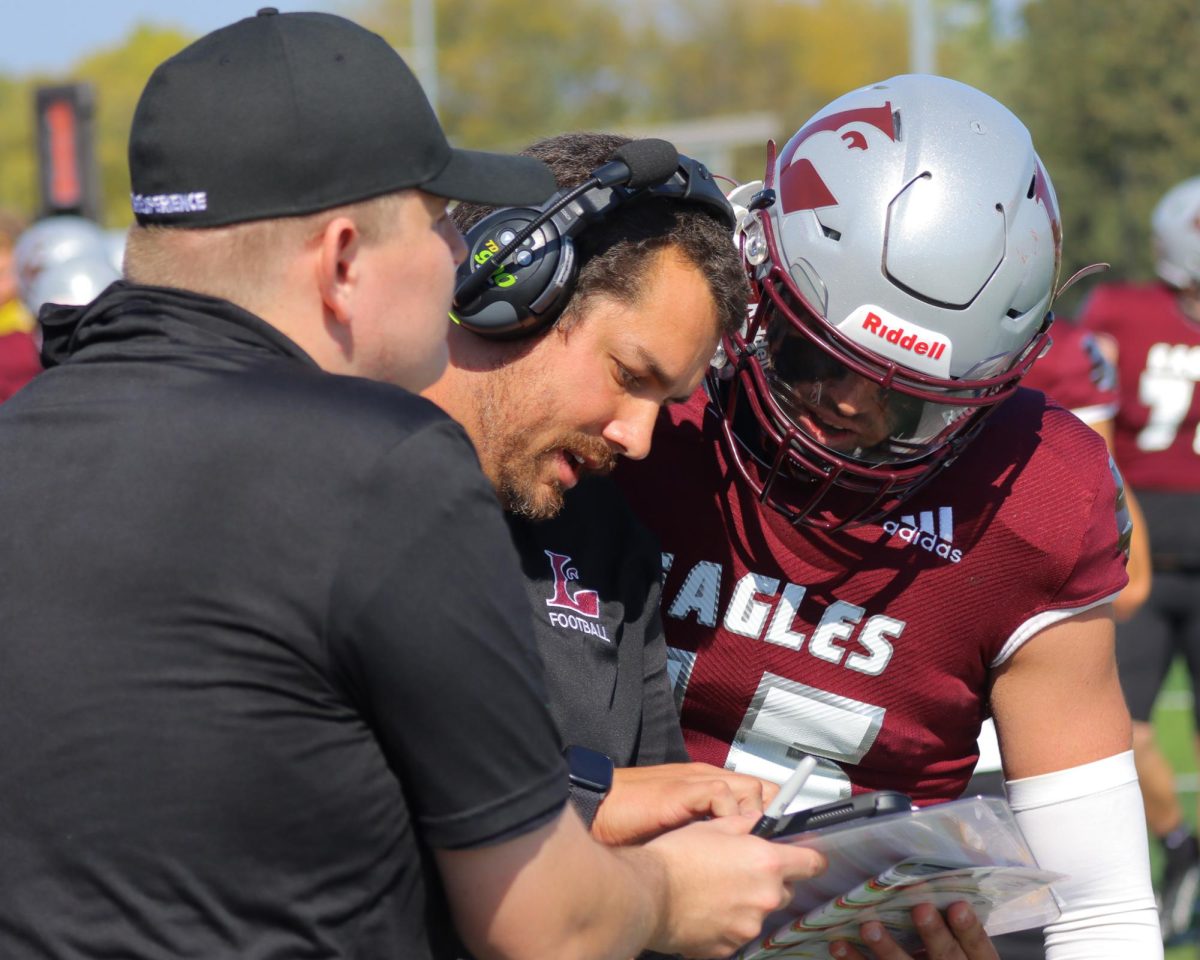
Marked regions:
[2,1,353,76]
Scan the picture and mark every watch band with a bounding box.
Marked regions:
[568,780,607,830]
[563,745,614,830]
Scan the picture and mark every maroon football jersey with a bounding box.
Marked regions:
[617,387,1127,806]
[0,330,40,403]
[1023,322,1118,424]
[1078,282,1200,490]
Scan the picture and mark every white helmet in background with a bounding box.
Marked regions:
[1151,176,1200,289]
[24,252,120,316]
[718,74,1062,529]
[104,228,128,276]
[13,215,109,310]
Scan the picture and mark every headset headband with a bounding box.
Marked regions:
[451,149,734,340]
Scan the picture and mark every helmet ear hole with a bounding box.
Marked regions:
[786,258,828,320]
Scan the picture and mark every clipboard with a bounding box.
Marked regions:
[735,795,1063,959]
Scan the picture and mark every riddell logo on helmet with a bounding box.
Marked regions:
[839,305,952,377]
[861,312,946,360]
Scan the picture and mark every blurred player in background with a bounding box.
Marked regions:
[0,214,121,403]
[13,214,114,314]
[1079,174,1200,944]
[971,321,1153,958]
[1021,322,1152,622]
[15,215,121,320]
[617,74,1161,958]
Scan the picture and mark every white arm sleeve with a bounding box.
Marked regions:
[1006,750,1162,959]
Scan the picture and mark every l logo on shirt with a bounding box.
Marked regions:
[544,550,601,618]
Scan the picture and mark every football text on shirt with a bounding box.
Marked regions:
[544,550,610,642]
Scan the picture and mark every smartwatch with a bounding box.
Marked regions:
[564,745,614,829]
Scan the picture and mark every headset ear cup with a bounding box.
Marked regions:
[452,207,577,341]
[452,144,730,341]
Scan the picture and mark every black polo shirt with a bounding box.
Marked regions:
[506,476,688,768]
[0,282,566,959]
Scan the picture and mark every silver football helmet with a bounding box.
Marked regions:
[1151,176,1200,289]
[13,215,109,310]
[717,74,1062,529]
[24,252,120,315]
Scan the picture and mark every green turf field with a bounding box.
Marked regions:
[1152,659,1199,960]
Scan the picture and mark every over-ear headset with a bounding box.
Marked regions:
[450,138,737,340]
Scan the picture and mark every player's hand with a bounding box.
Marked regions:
[592,762,779,845]
[643,812,826,958]
[829,902,999,960]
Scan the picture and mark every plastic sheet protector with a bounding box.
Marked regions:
[735,795,1062,959]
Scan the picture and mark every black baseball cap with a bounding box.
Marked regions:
[128,8,554,227]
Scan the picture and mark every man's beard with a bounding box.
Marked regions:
[471,362,618,520]
[496,432,617,520]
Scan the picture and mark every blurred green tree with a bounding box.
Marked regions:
[0,74,37,219]
[944,0,1200,311]
[361,0,635,149]
[0,25,190,226]
[361,0,909,181]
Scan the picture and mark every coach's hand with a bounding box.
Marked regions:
[829,902,999,960]
[645,812,826,958]
[593,762,779,845]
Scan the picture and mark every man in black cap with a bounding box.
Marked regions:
[0,11,824,960]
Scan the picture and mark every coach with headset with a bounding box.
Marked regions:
[428,131,763,837]
[427,129,772,840]
[426,131,1001,960]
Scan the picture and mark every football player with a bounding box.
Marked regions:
[617,74,1161,958]
[1078,175,1200,944]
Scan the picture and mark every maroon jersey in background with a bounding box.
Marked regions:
[0,330,40,402]
[1079,282,1200,491]
[1023,322,1118,423]
[617,387,1127,807]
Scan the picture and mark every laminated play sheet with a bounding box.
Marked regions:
[735,796,1062,959]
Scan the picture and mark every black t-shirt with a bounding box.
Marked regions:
[505,476,687,768]
[0,283,567,959]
